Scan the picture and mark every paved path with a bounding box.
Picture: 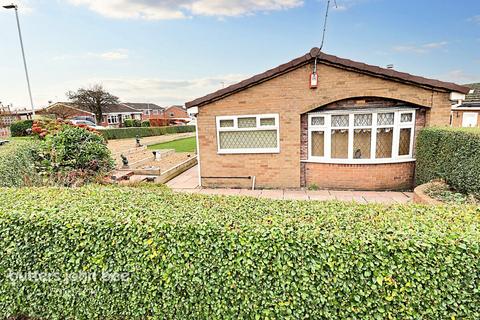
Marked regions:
[168,166,413,204]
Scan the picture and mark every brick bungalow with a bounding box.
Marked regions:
[42,102,142,127]
[186,48,469,190]
[451,83,480,127]
[165,105,190,124]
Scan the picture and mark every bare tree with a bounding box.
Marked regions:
[67,85,119,123]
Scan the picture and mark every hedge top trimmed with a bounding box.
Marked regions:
[1,186,479,240]
[1,185,479,319]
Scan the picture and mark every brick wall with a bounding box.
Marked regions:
[304,162,415,191]
[197,62,453,189]
[452,110,480,127]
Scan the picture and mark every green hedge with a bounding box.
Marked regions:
[124,119,142,128]
[10,120,33,137]
[100,125,195,140]
[1,186,479,319]
[0,140,41,187]
[416,127,480,195]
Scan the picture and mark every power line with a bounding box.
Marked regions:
[319,0,338,52]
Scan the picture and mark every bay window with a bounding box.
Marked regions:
[216,114,280,154]
[308,109,415,163]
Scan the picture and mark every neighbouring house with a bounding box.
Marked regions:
[0,105,34,126]
[165,105,190,124]
[451,83,480,127]
[124,103,165,120]
[186,48,469,191]
[41,102,142,127]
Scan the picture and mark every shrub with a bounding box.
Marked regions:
[0,141,41,187]
[32,119,100,139]
[123,119,134,127]
[0,186,479,319]
[124,119,142,128]
[141,120,150,127]
[37,126,114,186]
[10,120,33,137]
[100,125,196,140]
[416,127,480,196]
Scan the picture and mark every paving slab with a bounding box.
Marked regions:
[284,190,309,200]
[169,166,413,205]
[259,190,284,200]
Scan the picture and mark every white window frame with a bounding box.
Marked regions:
[216,114,280,154]
[462,112,478,127]
[307,108,416,164]
[107,115,119,125]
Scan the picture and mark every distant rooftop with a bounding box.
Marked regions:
[464,83,480,103]
[124,103,165,111]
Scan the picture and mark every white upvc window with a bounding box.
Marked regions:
[308,108,416,164]
[107,115,119,125]
[216,114,280,154]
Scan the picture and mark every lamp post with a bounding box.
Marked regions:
[3,4,35,116]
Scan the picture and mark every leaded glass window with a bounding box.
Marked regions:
[308,109,416,162]
[399,128,412,156]
[377,113,394,126]
[332,115,349,127]
[354,129,371,159]
[331,129,349,159]
[401,113,413,123]
[217,114,279,153]
[311,116,325,126]
[220,119,234,128]
[354,114,372,127]
[376,128,393,158]
[260,118,275,126]
[311,131,325,157]
[219,131,277,149]
[238,117,256,128]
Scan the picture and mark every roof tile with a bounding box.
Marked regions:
[186,48,470,108]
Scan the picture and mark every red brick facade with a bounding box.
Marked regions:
[192,55,464,190]
[451,110,480,128]
[303,162,415,191]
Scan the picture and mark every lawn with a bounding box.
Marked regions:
[148,136,196,153]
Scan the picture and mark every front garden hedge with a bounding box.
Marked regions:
[100,125,195,140]
[10,120,33,137]
[416,127,480,195]
[1,186,479,319]
[0,140,40,187]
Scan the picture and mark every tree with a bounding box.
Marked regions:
[67,85,119,124]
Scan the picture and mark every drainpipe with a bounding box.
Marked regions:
[188,106,201,188]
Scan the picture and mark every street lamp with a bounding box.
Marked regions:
[3,3,35,116]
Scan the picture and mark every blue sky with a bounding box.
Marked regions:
[0,0,479,109]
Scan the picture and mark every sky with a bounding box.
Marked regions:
[0,0,479,110]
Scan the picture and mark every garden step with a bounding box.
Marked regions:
[125,175,158,184]
[111,170,134,181]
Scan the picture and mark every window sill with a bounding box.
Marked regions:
[218,149,280,155]
[301,158,416,165]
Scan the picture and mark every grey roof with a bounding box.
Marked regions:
[49,102,142,114]
[124,103,165,111]
[464,83,480,103]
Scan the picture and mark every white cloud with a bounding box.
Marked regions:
[393,41,448,54]
[469,15,480,24]
[67,0,303,20]
[53,49,129,61]
[438,70,479,84]
[90,49,129,61]
[85,74,249,105]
